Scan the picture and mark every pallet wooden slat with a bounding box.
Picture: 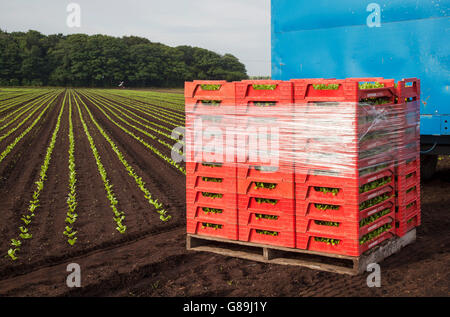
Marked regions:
[187,229,416,275]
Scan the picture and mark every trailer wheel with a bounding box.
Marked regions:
[420,154,438,181]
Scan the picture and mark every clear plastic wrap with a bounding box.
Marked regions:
[184,100,420,178]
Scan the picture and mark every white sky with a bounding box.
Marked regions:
[0,0,271,76]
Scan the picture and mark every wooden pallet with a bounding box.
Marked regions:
[187,229,416,275]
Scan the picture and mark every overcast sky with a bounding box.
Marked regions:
[0,0,271,76]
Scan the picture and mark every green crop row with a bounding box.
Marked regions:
[0,92,59,165]
[0,91,51,125]
[84,92,184,151]
[0,90,49,115]
[92,90,185,125]
[80,92,186,175]
[0,93,53,143]
[65,91,78,246]
[74,92,172,222]
[7,90,65,260]
[85,91,185,156]
[75,93,127,234]
[91,92,183,130]
[87,92,183,140]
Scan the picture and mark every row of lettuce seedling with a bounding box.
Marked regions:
[74,93,127,234]
[80,91,186,175]
[7,91,65,260]
[74,91,172,222]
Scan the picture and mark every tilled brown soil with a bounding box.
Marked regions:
[0,91,448,297]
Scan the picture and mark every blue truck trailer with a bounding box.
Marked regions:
[271,0,450,179]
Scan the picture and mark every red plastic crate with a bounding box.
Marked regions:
[296,213,394,241]
[235,81,294,115]
[187,174,237,194]
[238,227,295,248]
[303,136,398,160]
[237,164,294,183]
[187,204,238,225]
[296,150,396,180]
[187,218,238,240]
[296,189,395,222]
[396,78,420,100]
[291,78,396,103]
[396,181,420,206]
[185,114,237,164]
[396,213,421,237]
[238,194,295,215]
[295,171,395,205]
[186,162,236,178]
[293,101,402,138]
[186,189,237,209]
[396,200,420,221]
[396,168,420,191]
[185,81,236,110]
[397,105,420,129]
[397,141,420,162]
[296,228,395,256]
[396,198,421,222]
[359,133,398,152]
[234,115,296,177]
[395,155,420,175]
[237,178,294,199]
[295,163,394,188]
[186,112,235,127]
[238,208,296,232]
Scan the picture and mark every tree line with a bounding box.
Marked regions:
[0,30,248,87]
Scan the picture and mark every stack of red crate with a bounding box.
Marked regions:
[234,80,296,247]
[185,81,239,240]
[291,78,400,256]
[185,77,421,257]
[394,78,421,237]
